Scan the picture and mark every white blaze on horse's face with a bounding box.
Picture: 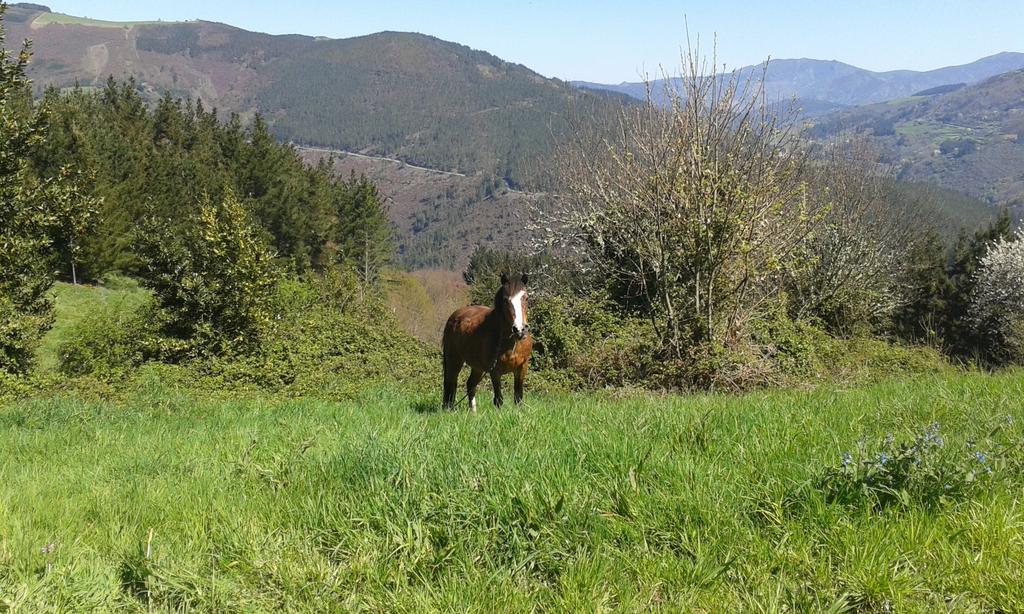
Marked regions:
[509,290,527,338]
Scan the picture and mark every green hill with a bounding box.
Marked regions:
[809,70,1024,215]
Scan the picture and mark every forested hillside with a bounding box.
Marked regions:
[809,70,1024,214]
[2,3,626,185]
[3,2,1009,261]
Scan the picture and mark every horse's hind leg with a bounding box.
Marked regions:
[466,368,484,412]
[442,350,463,410]
[491,371,504,408]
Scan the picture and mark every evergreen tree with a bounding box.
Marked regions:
[893,230,953,343]
[333,173,393,283]
[135,190,278,357]
[0,12,96,373]
[29,80,393,281]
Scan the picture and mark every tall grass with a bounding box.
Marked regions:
[1,371,1022,611]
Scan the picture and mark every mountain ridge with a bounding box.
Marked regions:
[2,2,625,185]
[574,52,1024,110]
[0,2,1009,263]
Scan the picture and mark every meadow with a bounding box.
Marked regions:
[2,369,1022,611]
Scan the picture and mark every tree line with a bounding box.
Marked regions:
[2,6,393,375]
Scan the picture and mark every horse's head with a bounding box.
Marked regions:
[495,272,529,340]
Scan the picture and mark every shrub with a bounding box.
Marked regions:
[193,275,435,397]
[57,298,157,376]
[527,293,659,389]
[135,190,279,358]
[970,228,1024,365]
[53,271,434,397]
[552,48,814,357]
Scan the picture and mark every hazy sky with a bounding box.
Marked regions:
[42,1,1024,83]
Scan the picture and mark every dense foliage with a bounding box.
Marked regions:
[894,211,1018,364]
[134,190,280,358]
[31,81,393,280]
[0,11,96,374]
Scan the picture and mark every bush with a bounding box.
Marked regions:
[56,272,434,398]
[527,293,659,389]
[58,297,157,376]
[970,228,1024,365]
[135,190,279,359]
[190,275,435,398]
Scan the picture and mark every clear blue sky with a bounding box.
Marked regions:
[42,1,1024,83]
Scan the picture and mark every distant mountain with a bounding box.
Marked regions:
[2,3,623,185]
[810,69,1024,213]
[575,53,1024,110]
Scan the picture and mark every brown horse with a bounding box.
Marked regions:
[442,273,533,411]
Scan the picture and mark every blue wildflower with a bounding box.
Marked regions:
[841,452,853,468]
[974,451,987,464]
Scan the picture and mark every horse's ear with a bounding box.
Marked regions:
[521,272,529,286]
[500,272,509,284]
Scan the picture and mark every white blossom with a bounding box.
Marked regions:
[971,228,1024,362]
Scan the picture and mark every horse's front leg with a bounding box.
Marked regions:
[514,363,527,405]
[466,368,484,412]
[491,371,504,408]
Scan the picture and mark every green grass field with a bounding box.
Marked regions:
[2,369,1022,611]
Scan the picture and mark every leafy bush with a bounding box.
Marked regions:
[58,297,157,376]
[970,228,1024,365]
[190,275,435,398]
[56,272,434,398]
[135,190,279,359]
[526,293,659,389]
[815,421,1017,511]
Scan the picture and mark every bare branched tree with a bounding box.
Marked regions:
[786,139,925,332]
[546,46,815,357]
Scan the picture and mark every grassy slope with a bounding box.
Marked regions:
[30,13,176,28]
[1,371,1022,611]
[35,281,149,372]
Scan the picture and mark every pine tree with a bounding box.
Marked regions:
[893,230,952,343]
